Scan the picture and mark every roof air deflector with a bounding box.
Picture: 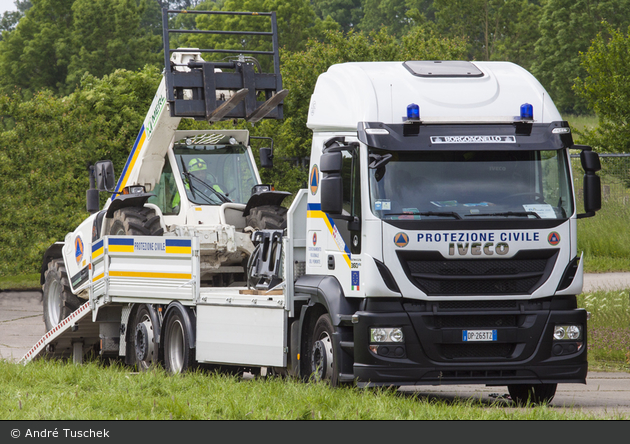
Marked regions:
[404,61,484,78]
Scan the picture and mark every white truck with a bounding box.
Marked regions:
[25,9,602,406]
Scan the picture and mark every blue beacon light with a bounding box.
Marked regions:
[520,103,533,120]
[407,103,420,120]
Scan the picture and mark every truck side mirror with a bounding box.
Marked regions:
[260,147,273,169]
[95,160,116,191]
[577,147,601,219]
[86,189,100,214]
[320,151,343,214]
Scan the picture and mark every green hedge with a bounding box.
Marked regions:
[0,66,162,276]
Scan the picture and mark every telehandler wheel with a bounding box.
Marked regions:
[164,306,195,374]
[307,313,341,386]
[507,383,557,406]
[245,205,288,230]
[109,206,164,236]
[132,305,162,371]
[42,259,82,332]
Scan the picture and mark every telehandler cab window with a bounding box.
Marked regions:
[369,148,573,221]
[148,158,180,215]
[173,143,257,206]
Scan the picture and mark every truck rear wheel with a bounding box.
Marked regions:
[109,206,163,236]
[42,259,82,331]
[164,306,195,374]
[508,383,557,406]
[132,305,161,371]
[307,313,340,386]
[245,205,287,230]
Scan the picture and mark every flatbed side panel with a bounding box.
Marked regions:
[20,302,94,364]
[96,236,197,304]
[196,290,286,367]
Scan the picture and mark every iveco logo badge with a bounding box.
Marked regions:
[548,232,560,246]
[75,236,84,264]
[394,232,409,248]
[310,164,319,195]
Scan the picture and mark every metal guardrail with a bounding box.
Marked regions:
[571,153,630,205]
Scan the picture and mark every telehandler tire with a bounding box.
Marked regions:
[108,206,164,236]
[42,258,82,331]
[245,205,287,230]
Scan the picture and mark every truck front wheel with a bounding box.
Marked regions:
[307,313,340,385]
[42,259,82,331]
[508,383,557,406]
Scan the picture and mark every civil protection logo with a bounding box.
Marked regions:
[75,236,84,264]
[313,232,317,246]
[310,164,319,195]
[394,232,409,248]
[548,232,561,246]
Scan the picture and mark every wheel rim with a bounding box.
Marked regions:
[46,280,62,327]
[168,319,186,373]
[135,313,155,369]
[311,332,334,381]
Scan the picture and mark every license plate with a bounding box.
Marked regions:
[462,330,497,342]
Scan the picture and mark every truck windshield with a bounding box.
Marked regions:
[368,148,573,220]
[174,143,258,205]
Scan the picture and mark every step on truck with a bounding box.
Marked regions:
[26,9,602,406]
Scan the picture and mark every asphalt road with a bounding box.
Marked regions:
[1,273,630,417]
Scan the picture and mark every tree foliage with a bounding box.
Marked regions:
[0,0,162,96]
[531,0,630,114]
[574,25,630,153]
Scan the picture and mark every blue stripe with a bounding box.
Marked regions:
[166,239,191,247]
[92,239,104,251]
[111,125,145,200]
[109,238,134,246]
[307,203,350,256]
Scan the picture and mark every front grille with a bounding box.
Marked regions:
[398,249,558,296]
[440,343,515,359]
[431,314,517,329]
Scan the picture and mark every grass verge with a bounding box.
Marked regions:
[0,273,40,291]
[0,359,607,420]
[578,289,630,370]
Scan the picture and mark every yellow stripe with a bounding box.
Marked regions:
[165,246,192,255]
[119,130,147,190]
[110,270,192,280]
[308,210,333,231]
[109,245,135,253]
[92,248,103,259]
[93,273,104,282]
[307,210,351,267]
[341,254,351,268]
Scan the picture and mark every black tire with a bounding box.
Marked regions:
[246,205,288,230]
[508,383,557,406]
[307,313,340,386]
[108,206,164,236]
[131,305,161,371]
[164,307,195,374]
[42,259,82,331]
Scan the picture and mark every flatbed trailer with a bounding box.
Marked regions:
[22,190,308,370]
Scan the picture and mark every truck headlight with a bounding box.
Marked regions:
[370,327,404,343]
[553,325,582,340]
